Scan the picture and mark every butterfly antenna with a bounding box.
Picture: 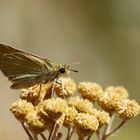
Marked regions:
[68,68,78,73]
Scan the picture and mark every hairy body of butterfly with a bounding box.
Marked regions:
[0,44,77,89]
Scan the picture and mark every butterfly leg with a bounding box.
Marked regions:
[31,84,40,90]
[56,79,66,99]
[38,84,42,94]
[51,79,57,97]
[31,84,42,95]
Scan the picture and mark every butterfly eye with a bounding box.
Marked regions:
[59,67,66,73]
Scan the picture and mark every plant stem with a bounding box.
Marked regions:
[48,122,60,140]
[96,129,102,140]
[57,132,62,140]
[86,135,92,140]
[66,127,74,140]
[103,113,115,137]
[48,122,56,140]
[52,123,60,140]
[21,122,33,140]
[78,135,85,140]
[103,119,126,140]
[32,132,38,140]
[40,133,47,140]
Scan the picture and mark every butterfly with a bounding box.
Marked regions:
[0,43,78,89]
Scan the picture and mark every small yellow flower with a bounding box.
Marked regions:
[96,111,110,127]
[98,86,128,113]
[105,86,128,99]
[63,107,78,127]
[68,96,81,107]
[75,99,94,114]
[25,110,48,133]
[78,82,103,102]
[21,84,51,104]
[115,99,140,119]
[54,77,76,98]
[68,97,95,114]
[74,113,99,137]
[10,99,34,122]
[38,98,68,121]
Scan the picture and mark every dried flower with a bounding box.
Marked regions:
[10,99,34,122]
[105,86,129,99]
[25,110,48,133]
[63,107,78,127]
[75,99,94,114]
[115,99,140,119]
[74,113,99,137]
[38,98,68,121]
[20,84,53,104]
[54,77,76,98]
[78,82,103,102]
[96,111,110,127]
[68,97,95,114]
[98,86,128,113]
[68,96,81,107]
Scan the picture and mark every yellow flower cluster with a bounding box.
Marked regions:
[54,77,77,98]
[10,78,140,139]
[78,82,103,102]
[68,97,95,114]
[74,113,99,137]
[98,86,129,113]
[115,99,140,119]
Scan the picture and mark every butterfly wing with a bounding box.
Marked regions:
[0,44,57,89]
[0,43,22,58]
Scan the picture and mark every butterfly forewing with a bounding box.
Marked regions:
[0,44,58,89]
[0,44,22,58]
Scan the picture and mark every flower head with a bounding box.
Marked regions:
[105,86,128,99]
[78,82,103,102]
[74,113,99,137]
[63,107,78,127]
[68,97,95,114]
[25,110,48,133]
[96,111,110,127]
[54,77,76,98]
[115,99,140,119]
[68,96,81,107]
[10,99,34,122]
[21,84,52,104]
[98,86,128,113]
[38,98,68,121]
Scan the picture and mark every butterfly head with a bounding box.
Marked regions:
[58,64,78,76]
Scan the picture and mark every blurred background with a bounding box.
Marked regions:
[0,0,140,140]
